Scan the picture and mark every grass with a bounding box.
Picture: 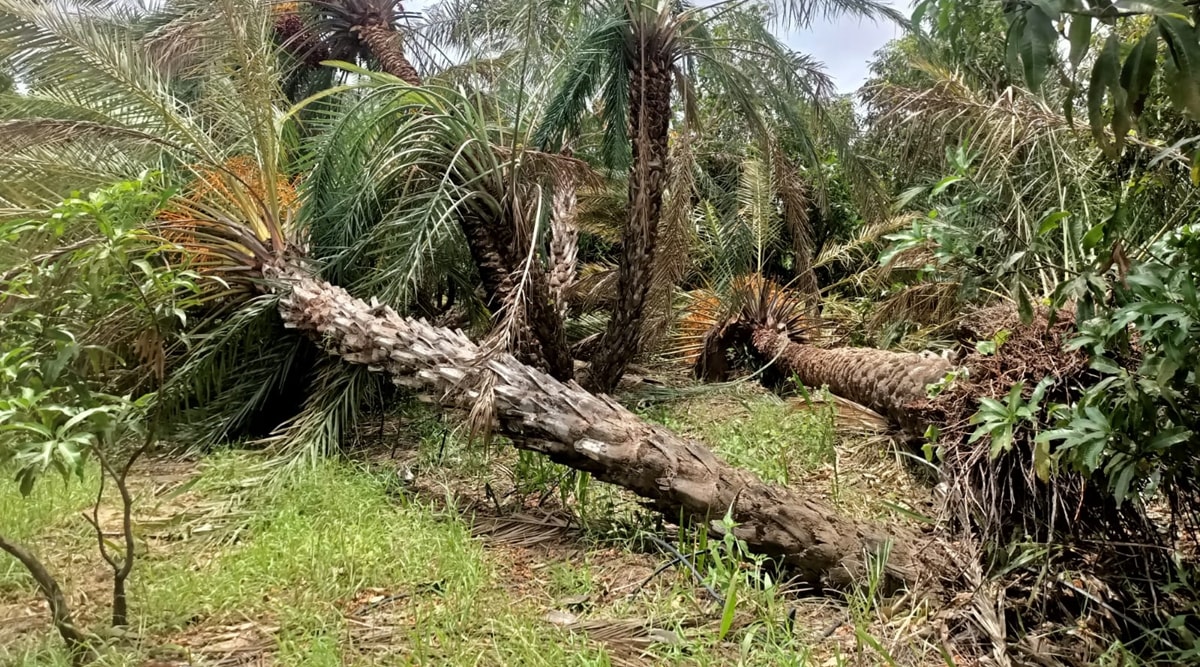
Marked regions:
[1,453,609,665]
[640,392,836,485]
[1,387,939,666]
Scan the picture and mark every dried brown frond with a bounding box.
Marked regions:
[668,275,817,378]
[640,131,698,354]
[770,140,819,306]
[492,146,603,190]
[0,119,176,154]
[867,281,961,332]
[815,213,919,271]
[913,305,1150,547]
[471,512,573,547]
[567,262,618,311]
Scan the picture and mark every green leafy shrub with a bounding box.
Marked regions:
[0,175,204,649]
[1045,223,1200,510]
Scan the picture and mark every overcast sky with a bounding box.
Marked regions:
[781,4,910,93]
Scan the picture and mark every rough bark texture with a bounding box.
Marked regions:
[587,40,674,394]
[752,326,952,434]
[0,533,92,662]
[273,265,928,590]
[549,175,579,324]
[460,202,573,382]
[354,20,422,86]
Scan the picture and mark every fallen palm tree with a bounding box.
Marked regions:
[679,276,952,433]
[676,277,1152,537]
[271,263,940,591]
[676,276,1195,655]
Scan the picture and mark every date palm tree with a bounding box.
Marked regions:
[532,0,905,393]
[677,276,951,433]
[311,0,422,84]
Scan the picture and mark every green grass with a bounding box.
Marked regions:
[2,392,928,667]
[0,466,100,593]
[1,452,612,666]
[641,396,836,485]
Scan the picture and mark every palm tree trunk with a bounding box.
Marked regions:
[272,264,933,590]
[751,326,951,433]
[549,174,579,323]
[461,203,573,382]
[586,43,674,394]
[353,20,422,86]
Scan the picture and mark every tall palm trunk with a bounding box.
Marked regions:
[751,326,952,433]
[461,195,573,381]
[587,38,673,394]
[353,19,422,85]
[549,172,579,323]
[272,264,935,589]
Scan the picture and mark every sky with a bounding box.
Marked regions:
[782,5,910,94]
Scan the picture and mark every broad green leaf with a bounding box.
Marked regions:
[55,441,82,479]
[930,175,963,196]
[1115,0,1191,20]
[1038,210,1071,235]
[1120,28,1160,119]
[1016,280,1035,324]
[1090,356,1123,374]
[1088,35,1122,156]
[1033,438,1053,481]
[989,427,1014,459]
[1006,15,1027,81]
[1110,461,1136,506]
[718,575,739,641]
[17,468,36,496]
[1148,428,1191,451]
[1082,221,1106,250]
[61,405,113,432]
[1,422,54,438]
[1005,382,1026,409]
[1021,7,1058,93]
[1078,419,1111,472]
[1069,15,1093,72]
[1159,17,1200,117]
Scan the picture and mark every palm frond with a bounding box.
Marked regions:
[270,358,386,468]
[766,0,907,30]
[814,213,917,270]
[532,11,627,156]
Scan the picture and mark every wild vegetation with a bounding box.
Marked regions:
[2,0,1200,665]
